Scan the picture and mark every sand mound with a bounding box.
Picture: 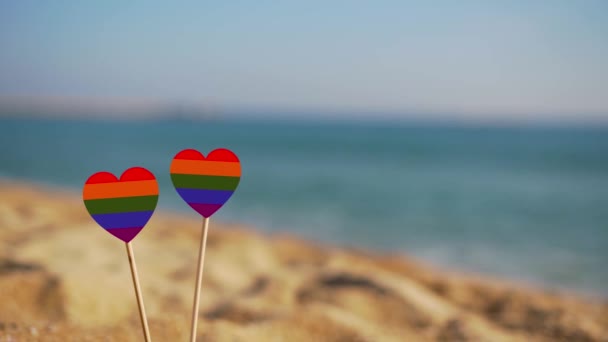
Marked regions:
[0,182,606,341]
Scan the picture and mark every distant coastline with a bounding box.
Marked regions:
[1,95,607,126]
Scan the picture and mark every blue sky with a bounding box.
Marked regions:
[0,1,607,121]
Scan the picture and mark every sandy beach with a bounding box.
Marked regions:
[0,181,606,341]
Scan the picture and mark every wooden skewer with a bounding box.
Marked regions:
[189,217,210,342]
[126,242,152,342]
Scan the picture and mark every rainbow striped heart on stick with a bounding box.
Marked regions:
[82,167,155,342]
[83,167,158,242]
[170,148,241,217]
[170,148,241,342]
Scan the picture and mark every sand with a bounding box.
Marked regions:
[0,181,606,341]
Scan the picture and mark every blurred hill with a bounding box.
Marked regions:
[0,96,220,121]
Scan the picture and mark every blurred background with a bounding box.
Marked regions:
[1,1,607,296]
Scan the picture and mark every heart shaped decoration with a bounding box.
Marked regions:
[170,148,241,217]
[83,167,159,242]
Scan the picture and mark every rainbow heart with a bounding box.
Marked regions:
[83,167,159,242]
[170,148,241,217]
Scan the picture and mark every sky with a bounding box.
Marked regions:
[0,1,607,121]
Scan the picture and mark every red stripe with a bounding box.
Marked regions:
[120,167,156,181]
[207,148,239,162]
[173,148,239,162]
[174,149,205,160]
[85,167,155,185]
[86,172,118,184]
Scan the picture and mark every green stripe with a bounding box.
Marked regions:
[84,195,158,215]
[171,174,240,191]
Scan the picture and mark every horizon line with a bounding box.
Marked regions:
[0,94,607,125]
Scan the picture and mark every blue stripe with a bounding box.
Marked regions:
[91,211,154,229]
[175,188,234,204]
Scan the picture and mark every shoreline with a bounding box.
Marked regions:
[1,180,607,341]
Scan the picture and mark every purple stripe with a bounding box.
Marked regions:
[106,227,143,242]
[189,203,223,217]
[91,211,154,229]
[175,188,234,205]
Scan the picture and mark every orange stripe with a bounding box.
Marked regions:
[83,180,159,200]
[170,160,241,177]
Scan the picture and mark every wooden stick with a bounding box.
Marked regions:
[189,216,210,342]
[126,242,152,342]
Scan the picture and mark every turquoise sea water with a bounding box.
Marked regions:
[1,116,607,296]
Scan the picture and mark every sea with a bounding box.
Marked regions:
[1,116,607,297]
